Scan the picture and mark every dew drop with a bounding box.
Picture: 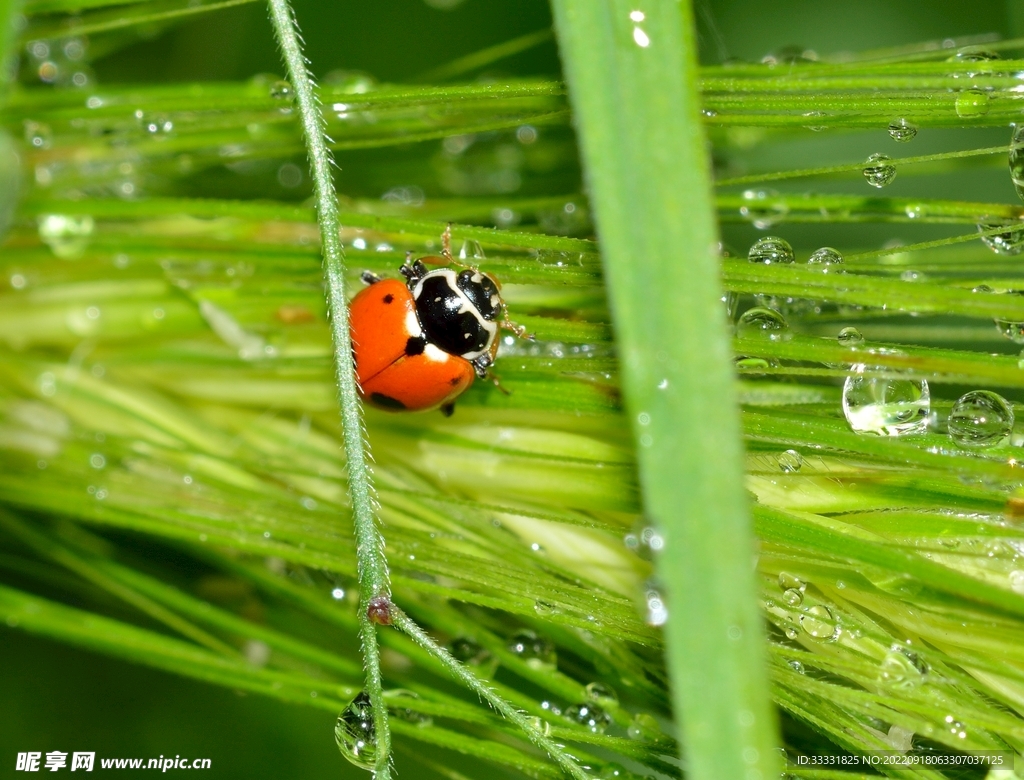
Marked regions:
[335,691,376,771]
[1009,570,1024,594]
[534,600,560,616]
[888,118,918,142]
[37,214,95,259]
[806,246,843,272]
[862,153,896,188]
[800,604,838,641]
[948,390,1014,447]
[994,290,1024,343]
[458,240,486,261]
[739,190,790,229]
[778,572,804,591]
[877,645,928,691]
[447,636,490,665]
[525,716,551,735]
[778,449,802,474]
[507,630,557,669]
[837,326,864,346]
[842,366,930,436]
[627,712,661,741]
[787,659,805,674]
[585,681,619,706]
[747,235,794,265]
[781,588,803,607]
[644,583,668,626]
[623,518,665,559]
[269,79,293,101]
[955,89,989,118]
[736,307,790,341]
[322,69,377,94]
[977,220,1024,255]
[564,701,611,733]
[389,690,432,726]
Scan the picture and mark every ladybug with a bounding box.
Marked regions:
[350,229,526,415]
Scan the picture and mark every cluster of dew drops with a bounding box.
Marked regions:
[731,66,1024,453]
[335,629,661,778]
[739,231,1017,447]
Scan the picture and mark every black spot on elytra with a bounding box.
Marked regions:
[370,392,406,410]
[382,294,394,304]
[449,376,461,386]
[405,336,426,356]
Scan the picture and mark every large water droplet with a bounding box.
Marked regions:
[955,89,989,118]
[37,214,94,259]
[507,630,557,669]
[994,290,1024,342]
[842,366,930,436]
[739,189,790,228]
[862,153,896,188]
[335,691,376,770]
[736,307,790,341]
[800,604,838,640]
[977,220,1024,255]
[564,701,611,733]
[948,390,1014,447]
[837,326,864,346]
[747,236,794,265]
[807,246,844,272]
[888,118,918,142]
[778,449,803,474]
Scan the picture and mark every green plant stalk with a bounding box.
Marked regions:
[388,606,590,780]
[549,2,778,780]
[264,0,391,775]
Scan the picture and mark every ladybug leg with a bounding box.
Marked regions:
[440,402,456,417]
[360,271,382,286]
[471,353,493,379]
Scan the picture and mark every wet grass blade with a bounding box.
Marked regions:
[548,2,778,779]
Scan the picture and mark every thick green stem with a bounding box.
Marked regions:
[549,2,779,780]
[264,0,391,775]
[389,606,591,780]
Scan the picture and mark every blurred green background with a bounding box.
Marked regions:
[3,0,1024,777]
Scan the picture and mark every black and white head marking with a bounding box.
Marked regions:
[411,268,501,360]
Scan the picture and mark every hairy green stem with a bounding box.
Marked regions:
[264,0,391,775]
[389,606,590,780]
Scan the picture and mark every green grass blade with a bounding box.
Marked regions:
[548,3,778,779]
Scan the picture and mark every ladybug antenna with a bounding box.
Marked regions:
[502,313,532,341]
